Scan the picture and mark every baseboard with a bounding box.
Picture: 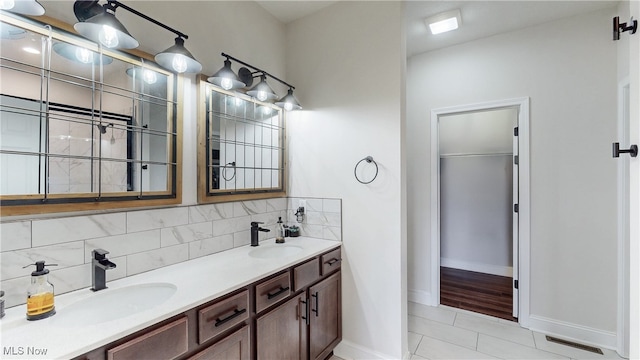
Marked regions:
[334,340,400,360]
[441,257,513,277]
[528,315,617,350]
[408,289,434,306]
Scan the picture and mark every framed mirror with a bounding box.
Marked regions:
[197,76,286,203]
[0,13,181,216]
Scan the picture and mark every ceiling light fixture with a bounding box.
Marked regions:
[0,0,45,16]
[73,0,201,73]
[125,67,161,85]
[211,53,301,110]
[425,9,461,35]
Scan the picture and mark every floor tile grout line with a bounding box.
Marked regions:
[477,332,578,359]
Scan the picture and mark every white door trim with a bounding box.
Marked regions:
[430,97,530,327]
[617,78,631,358]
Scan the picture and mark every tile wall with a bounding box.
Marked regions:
[0,196,341,308]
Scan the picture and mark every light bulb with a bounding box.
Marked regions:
[284,102,293,111]
[99,25,119,48]
[256,90,268,102]
[142,69,157,84]
[220,77,233,90]
[0,0,15,10]
[75,47,94,64]
[171,55,188,73]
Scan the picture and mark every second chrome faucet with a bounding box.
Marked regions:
[250,222,270,246]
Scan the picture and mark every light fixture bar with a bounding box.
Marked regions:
[105,0,188,40]
[222,52,294,90]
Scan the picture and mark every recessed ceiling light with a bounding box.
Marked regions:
[22,46,40,54]
[425,9,462,35]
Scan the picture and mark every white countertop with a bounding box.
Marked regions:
[0,237,340,359]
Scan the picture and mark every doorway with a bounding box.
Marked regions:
[430,98,530,325]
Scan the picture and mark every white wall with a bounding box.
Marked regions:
[285,2,407,358]
[407,6,619,347]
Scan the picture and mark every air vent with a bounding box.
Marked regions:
[545,336,603,355]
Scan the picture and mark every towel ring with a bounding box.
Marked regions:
[354,156,378,184]
[222,161,236,181]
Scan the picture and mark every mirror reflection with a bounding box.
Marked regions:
[0,15,176,205]
[201,82,285,201]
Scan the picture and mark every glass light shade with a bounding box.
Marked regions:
[155,37,202,74]
[1,0,44,16]
[246,76,277,102]
[275,89,302,111]
[208,59,245,90]
[74,11,139,49]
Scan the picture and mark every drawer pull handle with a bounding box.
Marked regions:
[267,286,290,300]
[326,258,340,266]
[212,308,246,327]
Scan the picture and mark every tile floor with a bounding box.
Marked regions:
[408,302,625,360]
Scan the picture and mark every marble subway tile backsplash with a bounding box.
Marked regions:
[0,197,341,308]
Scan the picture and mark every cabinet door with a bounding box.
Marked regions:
[187,326,250,360]
[256,294,307,360]
[309,271,341,360]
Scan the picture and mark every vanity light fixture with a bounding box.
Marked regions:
[208,57,247,90]
[0,0,45,16]
[247,74,278,102]
[275,88,302,111]
[425,9,461,35]
[210,52,302,110]
[73,0,202,73]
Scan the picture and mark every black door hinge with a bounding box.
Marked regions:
[514,204,519,213]
[514,155,519,165]
[514,280,519,289]
[514,127,519,136]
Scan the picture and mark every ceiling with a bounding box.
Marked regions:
[33,1,620,60]
[255,1,618,57]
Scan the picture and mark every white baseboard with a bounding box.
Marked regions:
[408,289,434,306]
[334,340,400,360]
[441,257,513,277]
[528,315,617,351]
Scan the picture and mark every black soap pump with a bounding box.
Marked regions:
[24,261,57,320]
[275,217,285,244]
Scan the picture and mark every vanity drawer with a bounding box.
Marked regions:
[293,257,320,292]
[107,317,188,360]
[255,271,291,313]
[321,247,342,275]
[198,290,250,344]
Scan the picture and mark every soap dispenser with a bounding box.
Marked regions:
[275,217,285,244]
[24,261,57,320]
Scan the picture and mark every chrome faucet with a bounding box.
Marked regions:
[250,221,270,247]
[91,249,116,291]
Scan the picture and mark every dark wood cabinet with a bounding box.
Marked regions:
[187,326,250,360]
[73,246,341,360]
[309,272,341,360]
[255,294,308,360]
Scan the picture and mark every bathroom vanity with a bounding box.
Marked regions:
[0,237,341,360]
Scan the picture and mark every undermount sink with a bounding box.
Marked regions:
[249,245,303,259]
[51,282,177,327]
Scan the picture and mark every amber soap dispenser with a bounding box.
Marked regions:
[24,261,56,320]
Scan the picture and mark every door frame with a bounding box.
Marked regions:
[617,78,630,358]
[430,97,530,327]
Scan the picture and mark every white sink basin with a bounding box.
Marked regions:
[51,283,177,327]
[249,245,303,259]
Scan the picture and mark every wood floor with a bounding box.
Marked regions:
[440,267,517,322]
